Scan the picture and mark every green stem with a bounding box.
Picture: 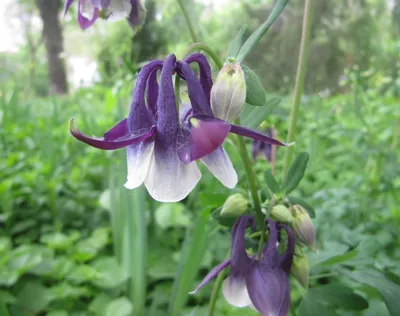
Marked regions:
[256,195,276,258]
[283,0,314,176]
[182,43,224,70]
[177,0,198,42]
[208,254,228,316]
[236,135,263,227]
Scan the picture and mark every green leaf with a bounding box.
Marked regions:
[89,294,113,316]
[0,291,16,305]
[47,311,68,316]
[0,267,18,286]
[155,203,190,229]
[242,65,266,107]
[67,265,99,284]
[265,171,280,194]
[287,196,315,218]
[282,152,310,194]
[298,294,339,316]
[0,237,11,255]
[226,25,247,58]
[240,97,281,129]
[92,257,128,289]
[345,269,400,316]
[105,297,133,316]
[16,282,51,314]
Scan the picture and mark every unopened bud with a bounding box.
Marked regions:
[211,63,246,122]
[291,205,315,249]
[220,193,249,217]
[291,251,310,288]
[271,205,294,224]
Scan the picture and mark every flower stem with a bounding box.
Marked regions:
[282,0,314,176]
[182,43,224,70]
[177,0,198,43]
[235,135,263,228]
[256,195,276,258]
[207,256,228,316]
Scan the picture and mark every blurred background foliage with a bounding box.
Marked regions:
[0,0,399,315]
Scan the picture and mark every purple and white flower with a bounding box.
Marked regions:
[190,217,295,316]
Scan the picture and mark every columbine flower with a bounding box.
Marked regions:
[175,54,288,165]
[190,217,294,316]
[252,128,275,161]
[64,0,144,30]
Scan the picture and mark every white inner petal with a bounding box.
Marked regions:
[222,276,252,307]
[106,0,132,21]
[144,150,201,202]
[80,0,95,19]
[201,147,238,188]
[124,141,154,190]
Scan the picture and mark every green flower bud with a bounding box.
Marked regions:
[291,205,315,249]
[220,193,249,217]
[211,63,246,122]
[271,205,294,224]
[291,252,310,288]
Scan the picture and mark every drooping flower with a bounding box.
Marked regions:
[190,217,295,316]
[252,128,275,161]
[175,55,288,165]
[64,0,144,30]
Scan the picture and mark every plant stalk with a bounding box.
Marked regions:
[177,0,198,43]
[283,0,314,176]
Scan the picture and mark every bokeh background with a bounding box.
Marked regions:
[0,0,399,315]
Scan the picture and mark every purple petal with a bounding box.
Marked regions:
[103,118,127,141]
[77,0,99,30]
[277,224,295,274]
[146,68,159,119]
[128,60,163,132]
[246,265,290,316]
[63,0,75,16]
[189,260,231,294]
[230,124,287,146]
[128,0,146,26]
[184,53,213,102]
[175,60,214,117]
[262,219,279,266]
[69,118,155,150]
[230,216,256,270]
[181,118,231,162]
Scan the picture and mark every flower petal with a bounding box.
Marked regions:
[230,216,256,269]
[146,68,159,119]
[277,224,295,274]
[144,148,201,202]
[69,118,155,150]
[190,259,231,295]
[222,276,252,308]
[78,0,99,29]
[104,0,132,21]
[63,0,75,16]
[262,219,279,266]
[230,124,287,146]
[184,53,213,102]
[103,118,127,141]
[201,147,238,188]
[180,118,231,162]
[128,0,146,26]
[124,141,154,189]
[246,266,290,316]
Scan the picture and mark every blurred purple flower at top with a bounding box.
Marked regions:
[64,0,145,30]
[190,217,294,316]
[252,128,275,162]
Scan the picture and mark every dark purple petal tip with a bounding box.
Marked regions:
[69,118,155,150]
[230,124,288,147]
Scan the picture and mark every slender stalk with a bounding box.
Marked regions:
[208,254,229,316]
[236,135,263,227]
[182,43,224,70]
[283,0,314,176]
[177,0,198,42]
[256,195,276,258]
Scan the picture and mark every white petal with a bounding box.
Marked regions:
[201,147,238,188]
[80,0,95,19]
[222,276,252,308]
[106,0,132,21]
[144,149,201,202]
[124,141,154,189]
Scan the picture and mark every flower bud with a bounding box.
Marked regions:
[211,63,246,122]
[291,250,309,288]
[271,205,294,224]
[220,193,249,217]
[290,205,315,249]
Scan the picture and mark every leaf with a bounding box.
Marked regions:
[265,171,280,194]
[226,25,247,58]
[0,267,18,286]
[91,257,128,289]
[67,265,99,284]
[16,282,51,314]
[282,152,310,194]
[298,294,339,316]
[47,311,68,316]
[242,65,266,107]
[345,269,400,316]
[155,203,190,229]
[287,196,315,218]
[89,293,113,315]
[105,297,133,316]
[240,97,281,129]
[0,291,16,304]
[311,283,369,310]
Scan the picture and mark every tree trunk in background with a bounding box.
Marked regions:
[35,0,68,94]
